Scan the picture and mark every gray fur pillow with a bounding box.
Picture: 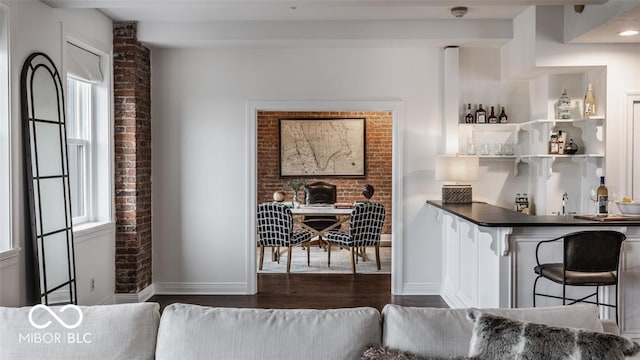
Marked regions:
[467,308,640,360]
[360,345,480,360]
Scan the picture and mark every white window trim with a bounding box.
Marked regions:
[63,27,114,233]
[0,2,15,260]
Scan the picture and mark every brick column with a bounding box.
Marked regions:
[113,22,152,294]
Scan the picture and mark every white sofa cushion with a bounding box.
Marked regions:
[0,302,160,360]
[382,304,604,358]
[155,303,381,360]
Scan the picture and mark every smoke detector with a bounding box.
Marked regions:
[451,6,468,18]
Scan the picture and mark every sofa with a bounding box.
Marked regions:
[0,302,636,359]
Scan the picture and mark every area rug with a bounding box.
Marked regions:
[258,245,391,274]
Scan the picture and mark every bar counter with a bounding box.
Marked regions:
[427,200,640,340]
[427,200,640,227]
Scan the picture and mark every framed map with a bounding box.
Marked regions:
[279,118,366,177]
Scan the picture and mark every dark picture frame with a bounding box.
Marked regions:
[279,118,366,177]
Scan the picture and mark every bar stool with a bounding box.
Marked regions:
[533,230,626,323]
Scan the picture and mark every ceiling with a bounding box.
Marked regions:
[43,0,640,47]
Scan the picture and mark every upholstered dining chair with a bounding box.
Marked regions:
[533,230,626,323]
[257,203,313,273]
[303,181,339,244]
[326,202,386,274]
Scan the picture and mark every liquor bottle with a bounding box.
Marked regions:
[488,106,498,124]
[557,130,565,154]
[584,83,596,118]
[596,176,608,217]
[475,104,486,124]
[548,133,559,154]
[556,89,572,119]
[464,103,474,123]
[498,106,508,123]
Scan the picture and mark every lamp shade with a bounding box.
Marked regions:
[435,156,479,182]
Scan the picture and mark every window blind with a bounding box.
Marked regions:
[66,42,103,84]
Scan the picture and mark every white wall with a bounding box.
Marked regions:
[151,47,445,294]
[0,0,113,306]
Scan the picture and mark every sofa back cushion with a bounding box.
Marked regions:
[0,302,160,360]
[381,304,603,358]
[155,304,381,360]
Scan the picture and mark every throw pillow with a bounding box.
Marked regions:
[466,309,640,360]
[361,345,480,360]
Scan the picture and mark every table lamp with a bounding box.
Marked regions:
[435,155,479,203]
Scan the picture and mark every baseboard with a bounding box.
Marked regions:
[153,282,251,295]
[114,284,155,303]
[440,281,472,308]
[399,282,441,295]
[97,294,115,305]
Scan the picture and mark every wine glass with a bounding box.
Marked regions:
[608,188,617,214]
[589,186,598,215]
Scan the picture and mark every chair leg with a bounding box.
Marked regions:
[350,247,356,274]
[562,283,566,305]
[375,246,381,270]
[259,246,265,270]
[307,242,310,266]
[532,275,541,307]
[327,243,332,267]
[286,246,292,273]
[615,284,619,325]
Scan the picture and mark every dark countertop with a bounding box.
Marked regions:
[427,201,640,227]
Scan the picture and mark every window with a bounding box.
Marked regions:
[67,78,92,223]
[0,5,11,253]
[64,40,111,227]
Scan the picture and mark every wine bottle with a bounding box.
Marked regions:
[488,106,498,124]
[475,104,486,124]
[498,106,508,123]
[597,176,608,217]
[584,83,596,118]
[464,103,474,123]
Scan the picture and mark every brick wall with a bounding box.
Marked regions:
[113,22,152,293]
[257,111,393,234]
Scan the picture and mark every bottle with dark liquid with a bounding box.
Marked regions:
[476,104,486,124]
[499,106,508,123]
[465,103,474,123]
[597,176,608,217]
[488,106,498,123]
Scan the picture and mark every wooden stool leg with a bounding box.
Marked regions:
[259,246,265,270]
[327,243,332,267]
[375,245,381,270]
[307,242,311,266]
[350,247,356,274]
[287,246,292,273]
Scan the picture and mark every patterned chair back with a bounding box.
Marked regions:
[348,202,386,247]
[257,203,293,247]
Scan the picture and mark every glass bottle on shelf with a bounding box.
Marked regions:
[464,103,474,123]
[564,138,578,154]
[557,130,565,154]
[488,106,498,124]
[548,133,559,154]
[498,106,508,123]
[475,104,486,124]
[556,89,572,119]
[584,83,596,118]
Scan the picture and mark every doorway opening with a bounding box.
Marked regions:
[246,101,405,294]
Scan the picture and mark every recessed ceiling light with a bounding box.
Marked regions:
[618,30,639,37]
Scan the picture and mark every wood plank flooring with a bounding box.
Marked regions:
[148,273,448,312]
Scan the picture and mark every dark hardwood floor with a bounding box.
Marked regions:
[149,273,448,312]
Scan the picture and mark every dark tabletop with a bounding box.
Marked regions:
[427,201,640,227]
